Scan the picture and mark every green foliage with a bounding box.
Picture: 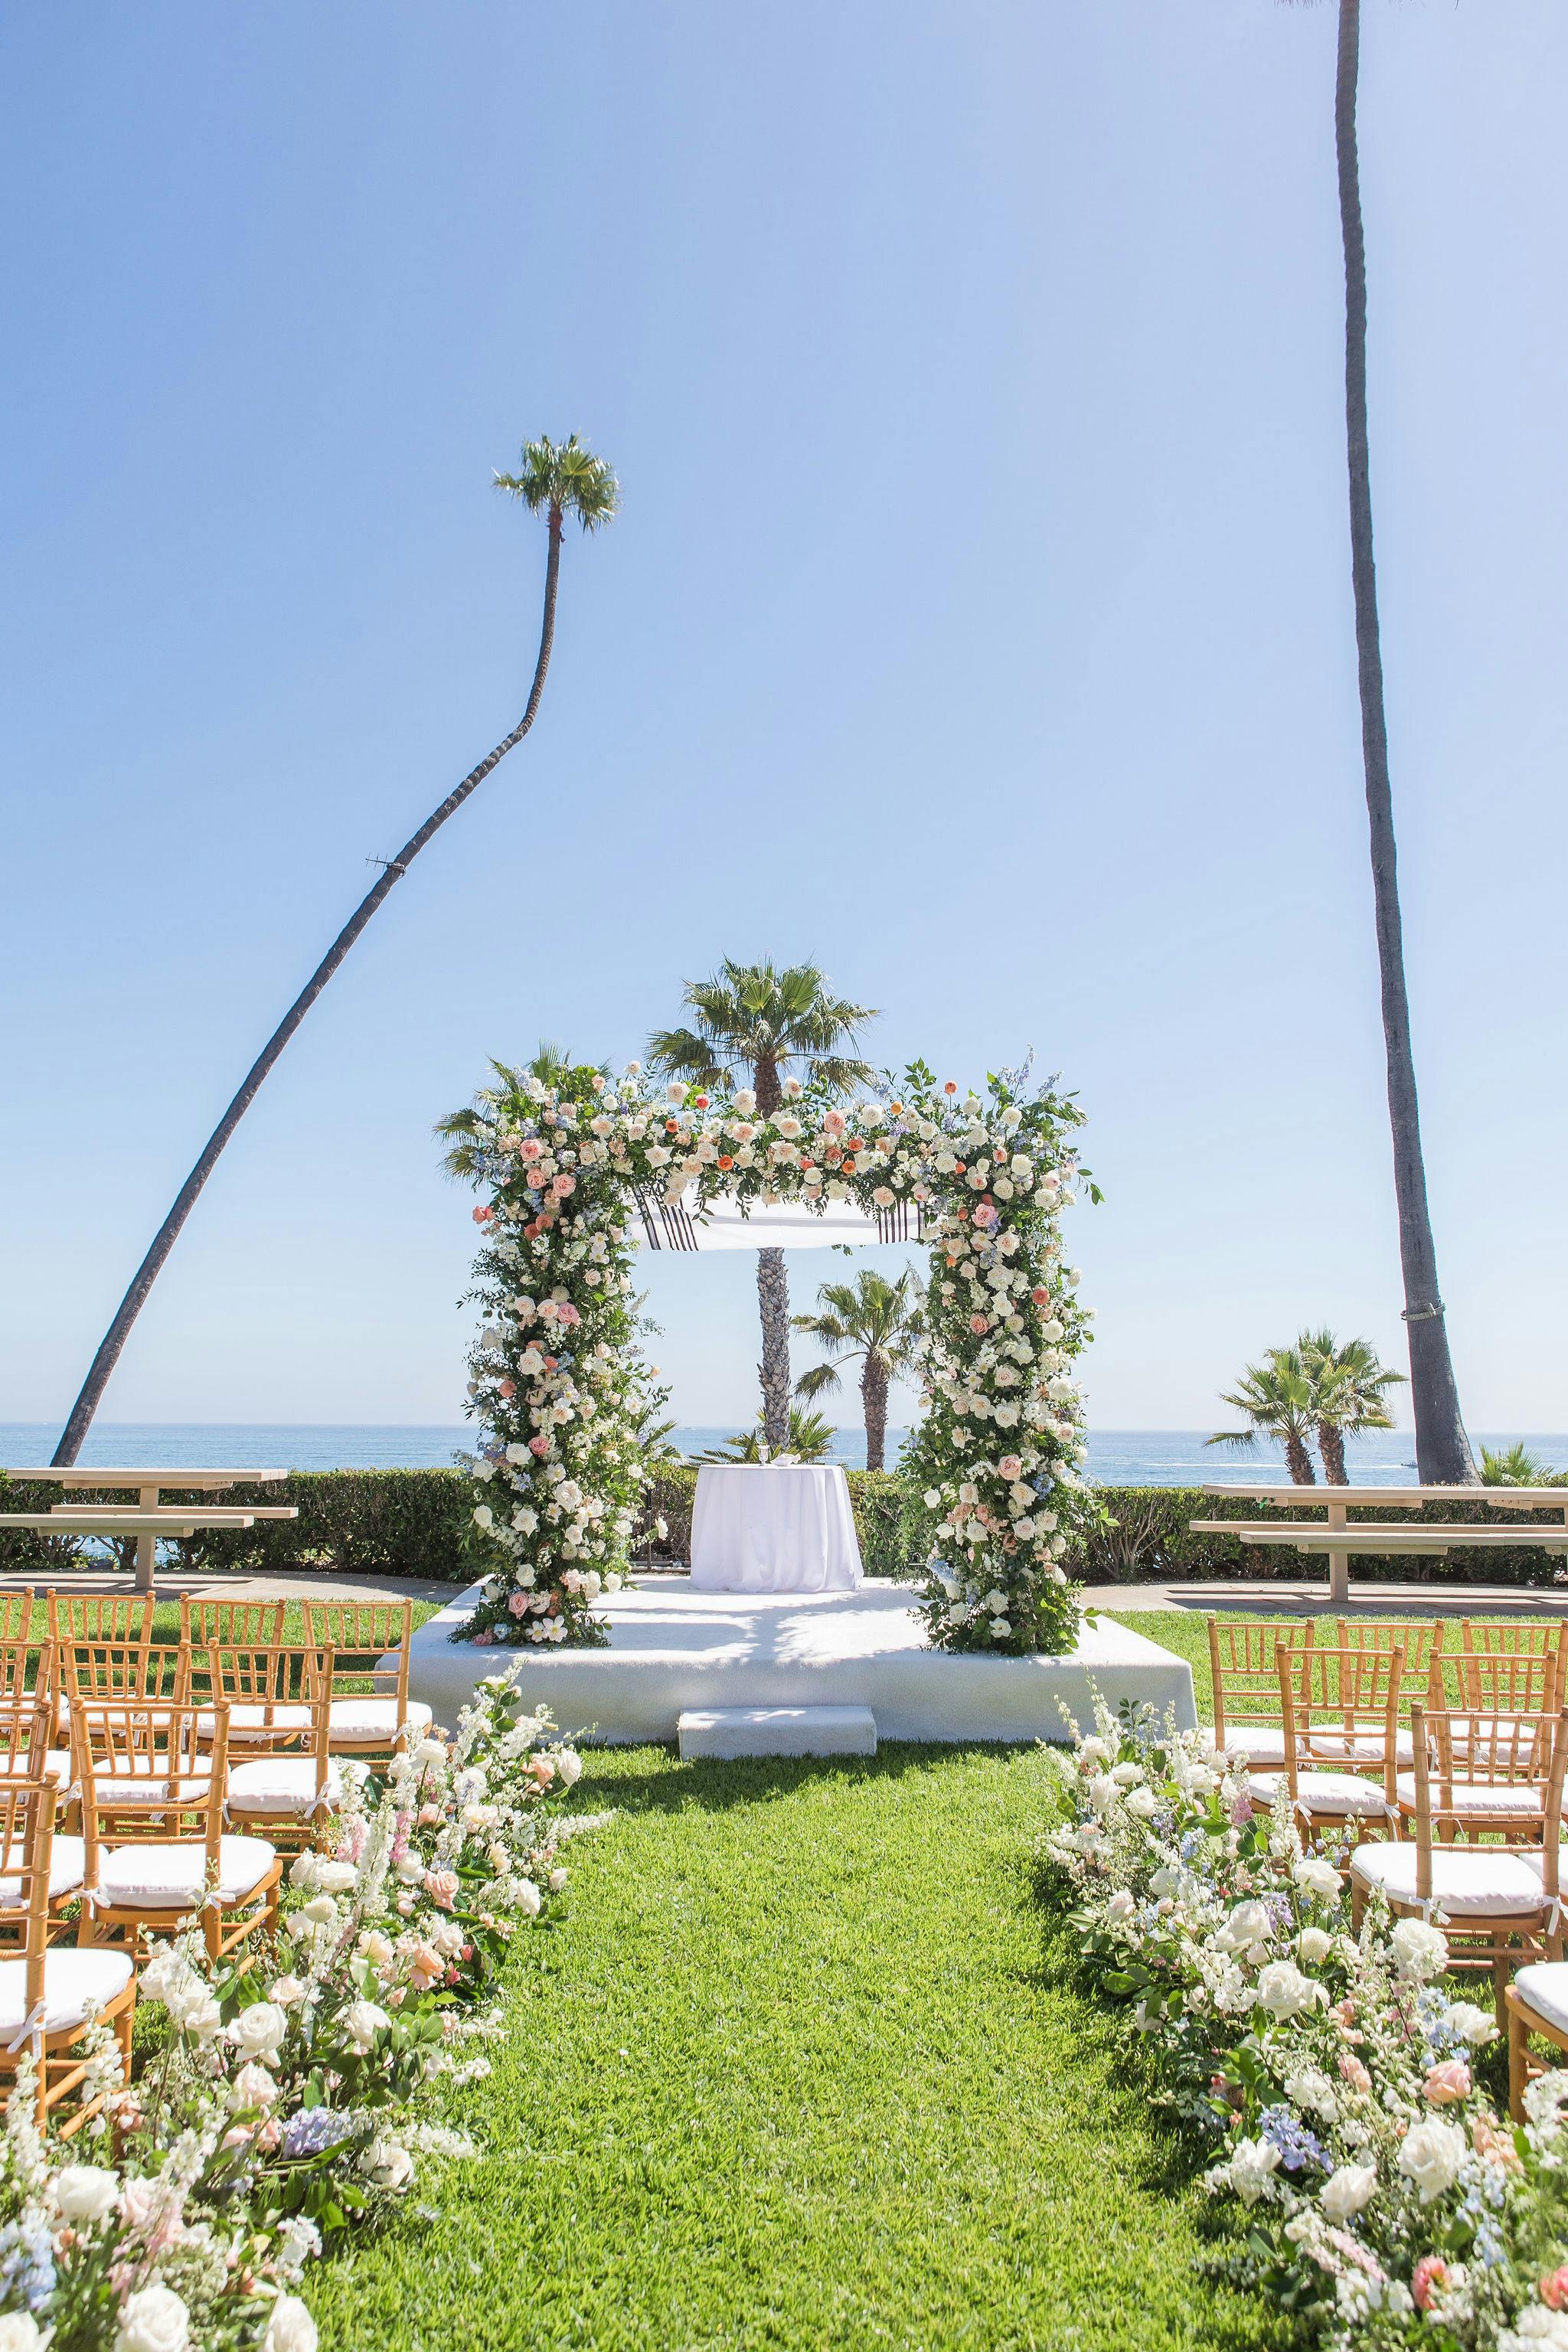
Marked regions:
[693,1407,838,1463]
[792,1264,924,1398]
[645,956,878,1101]
[492,432,620,530]
[1480,1441,1563,1487]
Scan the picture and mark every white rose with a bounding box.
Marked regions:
[1106,1890,1136,1926]
[54,2162,120,2223]
[1294,1856,1341,1904]
[361,2137,414,2192]
[1444,2001,1498,2047]
[263,2297,318,2352]
[229,2002,288,2060]
[1398,2117,1465,2202]
[1109,1762,1143,1788]
[115,2285,191,2352]
[338,1999,391,2054]
[557,1749,583,1786]
[472,1505,494,1531]
[0,2318,44,2351]
[232,2061,279,2108]
[1389,1918,1448,1983]
[268,1974,307,2007]
[1124,1786,1158,1820]
[168,1985,222,2040]
[1298,1926,1334,1965]
[518,1879,543,1917]
[1255,1962,1320,2020]
[1320,2161,1378,2221]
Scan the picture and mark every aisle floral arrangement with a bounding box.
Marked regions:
[1040,1705,1568,2350]
[0,1664,591,2352]
[440,1053,1099,1655]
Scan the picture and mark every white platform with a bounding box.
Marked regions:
[678,1704,877,1759]
[407,1578,1197,1747]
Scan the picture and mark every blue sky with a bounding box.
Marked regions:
[4,1,1566,1441]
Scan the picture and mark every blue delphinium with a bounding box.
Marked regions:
[1258,2104,1327,2174]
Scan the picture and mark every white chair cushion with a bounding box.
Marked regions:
[1513,1962,1568,2041]
[95,1835,276,1909]
[328,1698,432,1743]
[0,1836,87,1909]
[0,1752,74,1786]
[0,1949,133,2036]
[227,1758,344,1815]
[1248,1769,1395,1817]
[1351,1840,1547,1916]
[195,1705,314,1744]
[1515,1849,1568,1889]
[1395,1775,1544,1819]
[1202,1725,1288,1768]
[1306,1723,1416,1767]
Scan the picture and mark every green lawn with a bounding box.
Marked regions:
[312,1740,1279,2352]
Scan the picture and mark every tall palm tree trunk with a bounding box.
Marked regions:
[51,511,566,1468]
[1334,0,1475,1485]
[1316,1421,1350,1485]
[1285,1428,1318,1488]
[750,1050,792,1450]
[861,1354,888,1474]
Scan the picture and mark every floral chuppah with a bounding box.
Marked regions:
[440,1056,1099,1657]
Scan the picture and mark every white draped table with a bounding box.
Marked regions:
[689,1464,864,1593]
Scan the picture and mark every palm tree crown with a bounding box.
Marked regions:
[696,1408,836,1465]
[493,433,620,534]
[1208,1348,1321,1487]
[1295,1326,1404,1485]
[793,1267,923,1474]
[648,959,877,1116]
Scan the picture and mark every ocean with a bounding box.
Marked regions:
[2,1423,1562,1485]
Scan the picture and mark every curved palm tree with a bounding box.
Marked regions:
[792,1267,923,1472]
[51,437,619,1467]
[1291,0,1475,1482]
[647,960,877,1450]
[1296,1326,1404,1484]
[1207,1348,1321,1487]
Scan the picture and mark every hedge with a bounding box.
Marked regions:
[3,1468,1559,1590]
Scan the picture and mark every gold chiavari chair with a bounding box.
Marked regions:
[73,1701,279,1962]
[178,1595,286,1651]
[45,1591,155,1647]
[0,1779,134,2130]
[303,1599,433,1757]
[0,1592,36,1645]
[1247,1643,1403,1847]
[204,1643,340,1850]
[1204,1617,1315,1769]
[1396,1651,1559,1831]
[1352,1704,1567,2016]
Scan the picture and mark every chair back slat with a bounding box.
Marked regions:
[45,1591,154,1647]
[60,1640,190,1706]
[179,1596,286,1650]
[0,1593,35,1646]
[1207,1618,1314,1743]
[1279,1642,1403,1805]
[1453,1623,1564,1714]
[304,1599,413,1710]
[204,1644,332,1748]
[0,1639,36,1709]
[0,1698,57,1779]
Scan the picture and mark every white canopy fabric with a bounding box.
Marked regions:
[631,1185,923,1253]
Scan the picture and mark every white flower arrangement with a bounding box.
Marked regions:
[443,1056,1099,1656]
[0,1664,595,2350]
[1041,1699,1568,2350]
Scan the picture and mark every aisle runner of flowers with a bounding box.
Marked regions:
[443,1055,1100,1658]
[1040,1708,1568,2351]
[0,1667,593,2352]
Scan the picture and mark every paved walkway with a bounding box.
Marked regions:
[1084,1577,1568,1619]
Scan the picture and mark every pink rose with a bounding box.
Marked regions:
[472,1206,493,1224]
[970,1313,990,1335]
[520,1138,544,1161]
[555,1301,581,1326]
[551,1174,576,1197]
[472,1629,494,1647]
[1423,2060,1471,2105]
[1412,2256,1452,2314]
[972,1203,998,1230]
[407,1945,444,1990]
[508,1593,530,1617]
[426,1870,460,1909]
[998,1456,1022,1481]
[1540,2269,1568,2312]
[497,1378,515,1399]
[528,1436,550,1457]
[824,1110,846,1135]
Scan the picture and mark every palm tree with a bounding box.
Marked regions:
[1207,1348,1321,1486]
[695,1407,838,1465]
[1294,0,1475,1482]
[1296,1326,1405,1484]
[647,961,877,1451]
[50,436,619,1468]
[792,1267,923,1473]
[1479,1442,1559,1489]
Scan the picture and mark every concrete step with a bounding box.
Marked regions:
[678,1704,877,1760]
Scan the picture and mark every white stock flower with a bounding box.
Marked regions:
[1397,2117,1465,2202]
[53,2162,120,2223]
[1319,2161,1378,2221]
[1501,2314,1568,2350]
[263,2297,318,2352]
[114,2285,191,2352]
[1105,1890,1136,1926]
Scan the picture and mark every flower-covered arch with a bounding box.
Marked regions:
[442,1056,1099,1658]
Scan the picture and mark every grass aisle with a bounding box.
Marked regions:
[314,1741,1279,2352]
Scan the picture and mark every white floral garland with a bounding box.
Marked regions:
[444,1057,1099,1653]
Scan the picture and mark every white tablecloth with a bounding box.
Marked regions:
[689,1465,864,1593]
